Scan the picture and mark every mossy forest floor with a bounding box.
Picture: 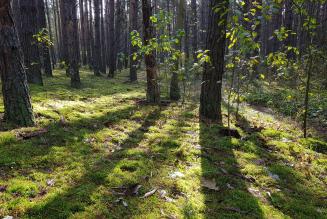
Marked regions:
[0,69,326,219]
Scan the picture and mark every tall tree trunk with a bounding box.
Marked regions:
[191,0,198,61]
[11,0,20,33]
[129,0,138,81]
[20,0,43,85]
[141,0,160,104]
[59,0,70,76]
[66,0,81,87]
[108,0,115,77]
[284,0,295,59]
[54,0,61,60]
[84,0,91,66]
[88,0,95,69]
[200,0,209,49]
[200,0,229,123]
[0,0,35,126]
[93,0,101,76]
[100,0,106,74]
[170,0,185,101]
[115,0,123,72]
[45,0,56,67]
[36,0,53,76]
[79,0,87,65]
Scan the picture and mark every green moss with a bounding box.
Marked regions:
[0,68,326,218]
[7,179,39,198]
[300,138,327,153]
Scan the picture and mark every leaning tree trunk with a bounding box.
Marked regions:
[129,0,138,81]
[141,0,160,104]
[66,0,81,88]
[36,0,53,77]
[0,0,35,126]
[200,0,229,124]
[20,0,43,85]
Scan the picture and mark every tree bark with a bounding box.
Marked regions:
[36,0,53,76]
[0,0,35,126]
[129,0,138,81]
[88,0,95,69]
[191,0,198,61]
[100,0,106,74]
[79,0,87,65]
[59,0,70,76]
[20,0,43,85]
[84,0,91,66]
[141,0,160,104]
[93,0,101,76]
[200,0,229,124]
[108,0,115,77]
[66,0,81,88]
[115,0,123,72]
[170,0,185,101]
[45,0,57,67]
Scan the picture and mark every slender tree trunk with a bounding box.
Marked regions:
[191,0,198,61]
[0,0,35,126]
[93,0,101,76]
[284,0,295,59]
[66,0,81,88]
[20,0,43,85]
[59,0,70,76]
[84,0,91,66]
[79,0,87,65]
[108,0,115,77]
[54,0,61,60]
[36,0,53,76]
[115,0,123,72]
[170,0,185,101]
[200,0,229,123]
[88,0,95,69]
[141,0,160,104]
[100,0,106,74]
[129,0,138,81]
[45,0,56,67]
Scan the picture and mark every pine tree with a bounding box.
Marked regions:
[200,0,229,123]
[129,0,138,81]
[141,0,160,104]
[20,0,43,85]
[66,0,81,88]
[36,0,53,76]
[0,0,35,126]
[93,0,102,76]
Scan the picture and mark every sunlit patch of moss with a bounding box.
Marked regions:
[7,179,39,198]
[299,137,327,153]
[261,128,292,140]
[0,68,326,218]
[0,131,16,146]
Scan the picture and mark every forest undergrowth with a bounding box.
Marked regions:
[0,68,326,219]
